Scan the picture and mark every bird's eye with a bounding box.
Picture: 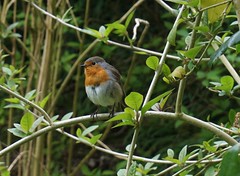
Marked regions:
[92,62,96,65]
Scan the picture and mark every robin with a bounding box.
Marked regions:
[82,56,124,117]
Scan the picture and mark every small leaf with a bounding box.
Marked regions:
[113,121,135,128]
[8,128,27,138]
[25,89,36,100]
[210,31,240,64]
[219,144,240,176]
[61,112,73,121]
[178,45,203,59]
[4,103,25,110]
[126,144,137,152]
[166,0,188,5]
[76,128,82,137]
[82,28,101,38]
[146,56,159,71]
[167,148,174,158]
[106,112,132,122]
[178,145,187,163]
[145,154,160,170]
[2,67,12,76]
[29,116,44,133]
[201,0,231,23]
[171,66,185,79]
[203,141,217,152]
[13,123,24,132]
[4,98,20,103]
[20,112,35,133]
[82,125,99,136]
[99,25,106,36]
[89,134,102,145]
[125,92,143,111]
[51,115,59,122]
[228,109,236,125]
[164,156,181,165]
[39,93,51,108]
[124,107,135,118]
[7,22,19,31]
[141,90,173,115]
[212,75,234,93]
[128,161,137,176]
[167,24,177,46]
[117,169,127,176]
[125,10,135,28]
[162,63,171,76]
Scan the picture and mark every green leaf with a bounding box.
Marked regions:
[125,92,143,111]
[76,128,82,137]
[125,10,135,28]
[82,28,101,38]
[29,116,44,133]
[178,45,203,59]
[113,121,135,128]
[82,125,99,136]
[4,98,20,103]
[201,0,231,23]
[145,154,160,170]
[141,89,173,115]
[219,75,234,92]
[2,67,12,76]
[25,89,36,100]
[89,134,102,145]
[51,115,59,122]
[4,103,25,110]
[167,24,177,46]
[8,128,27,138]
[203,141,217,152]
[171,66,186,79]
[13,123,24,132]
[178,145,187,163]
[124,107,135,117]
[164,156,181,165]
[62,7,72,20]
[210,31,240,64]
[106,112,132,122]
[219,144,240,176]
[7,22,19,31]
[117,169,127,176]
[39,93,51,108]
[146,56,159,71]
[166,0,188,4]
[61,112,73,121]
[20,112,35,133]
[228,109,236,125]
[128,161,137,176]
[162,63,171,76]
[167,148,174,158]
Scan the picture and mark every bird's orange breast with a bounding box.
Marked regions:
[85,65,109,86]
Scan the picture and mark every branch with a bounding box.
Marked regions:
[154,0,178,16]
[0,85,52,125]
[211,42,240,85]
[1,111,236,163]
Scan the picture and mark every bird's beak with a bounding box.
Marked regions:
[81,64,85,67]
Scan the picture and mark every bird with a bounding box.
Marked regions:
[82,56,124,117]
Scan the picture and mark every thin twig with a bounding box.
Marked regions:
[0,85,52,125]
